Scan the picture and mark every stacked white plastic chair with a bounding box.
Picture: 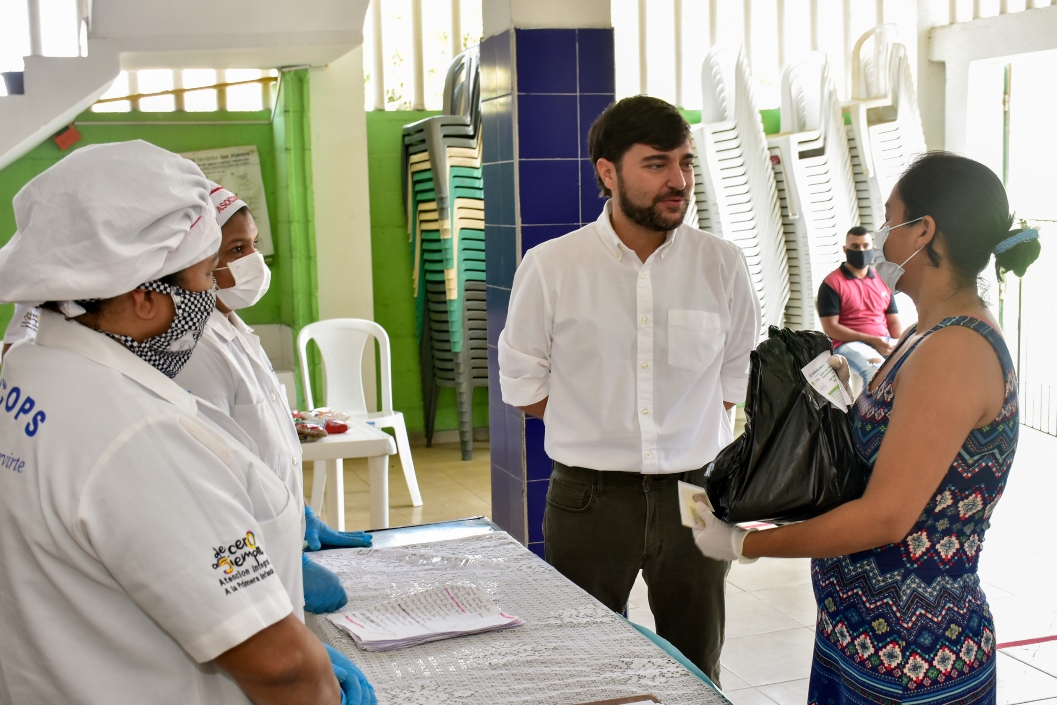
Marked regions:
[842,25,927,231]
[690,46,789,335]
[767,52,861,331]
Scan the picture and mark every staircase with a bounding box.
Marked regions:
[0,0,370,171]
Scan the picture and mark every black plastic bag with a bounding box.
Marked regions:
[703,326,871,524]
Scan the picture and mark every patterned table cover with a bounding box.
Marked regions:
[309,531,731,705]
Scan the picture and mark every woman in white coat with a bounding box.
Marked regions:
[176,184,370,615]
[0,141,372,705]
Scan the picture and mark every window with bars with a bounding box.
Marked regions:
[91,69,280,113]
[362,0,484,111]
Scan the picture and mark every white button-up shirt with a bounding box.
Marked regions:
[499,201,761,473]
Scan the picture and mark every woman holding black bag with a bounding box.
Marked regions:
[692,152,1040,704]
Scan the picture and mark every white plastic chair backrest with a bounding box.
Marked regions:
[780,53,827,134]
[700,45,739,124]
[851,24,897,100]
[297,318,394,418]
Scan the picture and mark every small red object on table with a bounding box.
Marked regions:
[324,419,349,434]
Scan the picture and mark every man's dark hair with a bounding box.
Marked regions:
[587,96,691,197]
[846,226,869,238]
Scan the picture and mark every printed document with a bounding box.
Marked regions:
[801,351,854,412]
[328,584,523,651]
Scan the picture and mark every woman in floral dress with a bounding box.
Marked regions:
[690,152,1041,703]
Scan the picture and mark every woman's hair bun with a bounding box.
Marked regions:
[995,227,1042,279]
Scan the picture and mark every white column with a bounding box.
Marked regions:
[638,0,648,95]
[843,0,852,97]
[27,0,43,56]
[708,0,718,47]
[451,0,463,57]
[949,0,958,23]
[77,0,89,56]
[674,0,683,107]
[372,0,386,110]
[876,0,885,24]
[127,70,142,111]
[173,70,185,111]
[777,0,786,74]
[411,0,426,110]
[309,47,379,406]
[743,0,753,67]
[810,0,819,51]
[918,0,949,149]
[973,0,982,19]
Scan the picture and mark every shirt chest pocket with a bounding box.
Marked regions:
[667,309,726,373]
[232,399,272,451]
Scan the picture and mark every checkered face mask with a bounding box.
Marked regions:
[103,280,217,378]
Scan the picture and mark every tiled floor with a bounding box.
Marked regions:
[304,441,492,531]
[631,426,1057,703]
[310,428,1057,704]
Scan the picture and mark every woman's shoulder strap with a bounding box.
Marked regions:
[930,316,1016,377]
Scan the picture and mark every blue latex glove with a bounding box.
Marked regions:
[302,554,348,614]
[323,643,377,705]
[305,505,373,551]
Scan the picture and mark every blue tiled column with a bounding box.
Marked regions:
[482,26,615,559]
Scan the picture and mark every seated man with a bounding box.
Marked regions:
[817,226,902,387]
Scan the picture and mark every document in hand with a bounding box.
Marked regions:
[327,584,524,652]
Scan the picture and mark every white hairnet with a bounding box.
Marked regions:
[208,182,249,227]
[0,140,222,307]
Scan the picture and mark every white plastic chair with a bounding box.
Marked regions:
[767,52,861,331]
[693,45,790,337]
[298,319,423,508]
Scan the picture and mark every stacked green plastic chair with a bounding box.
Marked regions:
[401,49,485,461]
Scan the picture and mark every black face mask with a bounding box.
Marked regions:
[846,248,875,269]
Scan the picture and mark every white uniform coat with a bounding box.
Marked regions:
[0,312,304,705]
[176,310,303,503]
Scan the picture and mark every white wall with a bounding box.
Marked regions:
[931,4,1057,155]
[483,0,611,37]
[309,46,378,410]
[92,0,368,69]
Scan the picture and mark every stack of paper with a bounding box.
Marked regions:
[327,584,523,652]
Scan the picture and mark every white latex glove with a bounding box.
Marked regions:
[691,501,757,564]
[828,353,854,401]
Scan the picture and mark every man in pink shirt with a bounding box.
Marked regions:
[817,226,903,386]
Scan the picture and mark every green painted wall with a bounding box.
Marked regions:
[271,70,322,408]
[680,107,783,135]
[366,110,489,434]
[0,108,282,334]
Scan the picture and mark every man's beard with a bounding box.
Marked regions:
[615,176,689,232]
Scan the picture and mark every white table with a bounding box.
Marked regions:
[300,421,397,530]
[309,530,730,704]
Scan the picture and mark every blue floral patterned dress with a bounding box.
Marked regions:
[809,316,1018,705]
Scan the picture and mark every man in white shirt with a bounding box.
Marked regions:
[498,96,760,684]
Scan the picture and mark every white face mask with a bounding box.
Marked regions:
[215,252,270,309]
[872,217,925,292]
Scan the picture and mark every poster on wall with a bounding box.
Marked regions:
[181,145,274,256]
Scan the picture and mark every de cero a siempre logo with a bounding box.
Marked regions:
[212,531,275,595]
